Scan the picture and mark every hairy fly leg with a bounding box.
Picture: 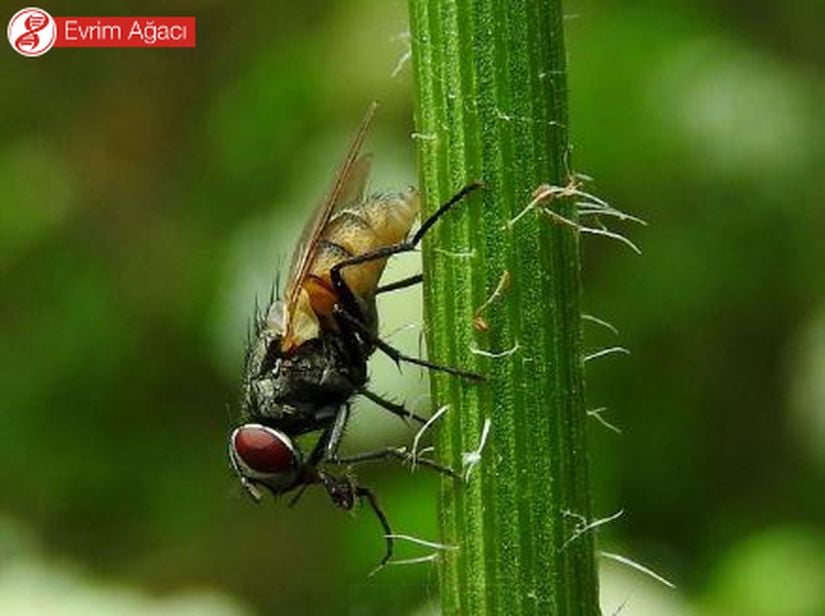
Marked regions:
[316,469,394,570]
[301,403,353,468]
[335,306,483,380]
[326,182,484,381]
[375,273,423,295]
[327,446,460,480]
[359,388,428,424]
[329,182,482,320]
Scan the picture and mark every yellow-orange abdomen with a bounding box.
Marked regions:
[306,189,420,313]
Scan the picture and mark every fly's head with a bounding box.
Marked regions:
[228,423,303,501]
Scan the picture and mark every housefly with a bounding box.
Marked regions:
[228,103,481,568]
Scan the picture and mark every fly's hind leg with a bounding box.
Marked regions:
[330,182,484,381]
[330,182,481,314]
[327,447,461,480]
[289,404,352,508]
[375,273,422,295]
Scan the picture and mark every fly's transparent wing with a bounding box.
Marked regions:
[281,102,377,348]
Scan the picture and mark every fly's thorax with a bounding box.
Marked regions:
[242,327,368,427]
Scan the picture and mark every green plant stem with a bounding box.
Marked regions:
[409,0,599,614]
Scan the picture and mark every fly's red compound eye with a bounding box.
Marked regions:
[231,424,297,476]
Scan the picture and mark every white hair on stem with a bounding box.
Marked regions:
[462,417,492,482]
[390,31,412,78]
[469,342,521,359]
[505,178,645,255]
[583,346,631,363]
[386,553,440,567]
[476,271,512,315]
[587,407,622,434]
[600,551,676,589]
[434,247,477,259]
[582,313,620,336]
[410,404,450,471]
[560,509,624,551]
[385,534,458,551]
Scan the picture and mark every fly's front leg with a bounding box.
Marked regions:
[290,405,351,508]
[305,404,352,467]
[316,469,394,570]
[356,485,394,572]
[324,403,351,461]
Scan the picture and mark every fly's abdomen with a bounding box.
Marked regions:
[307,189,420,310]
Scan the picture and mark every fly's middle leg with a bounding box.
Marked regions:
[335,306,483,381]
[359,389,428,424]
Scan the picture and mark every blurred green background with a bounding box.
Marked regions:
[1,1,824,614]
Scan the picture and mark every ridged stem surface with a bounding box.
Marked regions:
[409,0,600,613]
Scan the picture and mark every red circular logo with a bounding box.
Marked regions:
[7,7,56,57]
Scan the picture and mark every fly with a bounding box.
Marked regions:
[228,102,482,568]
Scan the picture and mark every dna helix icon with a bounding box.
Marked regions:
[14,10,49,53]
